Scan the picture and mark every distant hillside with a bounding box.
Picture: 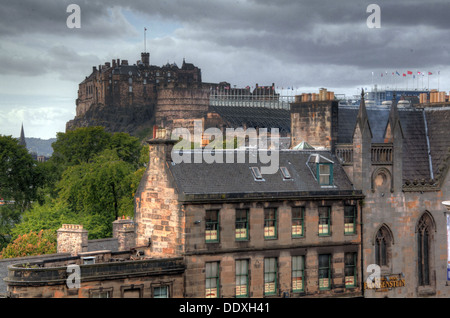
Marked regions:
[25,137,56,157]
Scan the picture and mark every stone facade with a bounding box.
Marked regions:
[133,133,365,298]
[292,90,450,297]
[6,256,185,298]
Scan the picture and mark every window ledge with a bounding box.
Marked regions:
[417,285,436,296]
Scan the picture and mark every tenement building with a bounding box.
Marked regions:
[133,135,364,298]
[291,90,450,297]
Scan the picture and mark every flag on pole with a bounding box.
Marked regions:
[407,71,413,75]
[403,73,406,77]
[428,72,433,75]
[396,71,400,76]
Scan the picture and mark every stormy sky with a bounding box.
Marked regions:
[1,0,450,139]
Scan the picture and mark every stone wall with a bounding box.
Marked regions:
[6,257,185,298]
[155,86,210,129]
[362,172,450,298]
[183,199,363,298]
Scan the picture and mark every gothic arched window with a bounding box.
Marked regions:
[417,212,435,286]
[374,224,393,268]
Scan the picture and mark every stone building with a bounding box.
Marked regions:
[133,134,365,298]
[290,90,450,297]
[5,218,185,298]
[66,51,293,138]
[66,52,205,136]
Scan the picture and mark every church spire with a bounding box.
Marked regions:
[19,123,26,148]
[385,92,403,141]
[354,88,373,139]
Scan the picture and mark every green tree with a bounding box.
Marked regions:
[57,149,141,239]
[0,135,42,248]
[0,135,41,212]
[51,126,111,166]
[10,200,79,240]
[51,127,144,167]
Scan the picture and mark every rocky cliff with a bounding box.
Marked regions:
[66,102,156,140]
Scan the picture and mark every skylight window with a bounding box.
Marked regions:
[280,166,291,179]
[251,167,264,181]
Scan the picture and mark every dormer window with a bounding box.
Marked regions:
[308,154,334,186]
[318,163,333,185]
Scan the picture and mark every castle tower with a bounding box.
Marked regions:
[141,52,150,67]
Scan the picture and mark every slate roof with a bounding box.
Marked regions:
[209,106,291,134]
[337,105,438,182]
[112,65,141,76]
[167,150,360,202]
[424,108,450,180]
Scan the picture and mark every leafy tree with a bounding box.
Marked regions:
[51,126,111,166]
[51,127,144,167]
[0,135,41,212]
[57,149,142,239]
[10,200,79,240]
[0,229,56,259]
[0,135,42,249]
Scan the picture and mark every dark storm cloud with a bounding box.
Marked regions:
[0,0,136,38]
[1,0,450,88]
[119,0,450,71]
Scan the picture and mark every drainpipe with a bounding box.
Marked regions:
[360,201,365,298]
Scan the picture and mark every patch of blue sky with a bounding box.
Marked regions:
[121,9,183,40]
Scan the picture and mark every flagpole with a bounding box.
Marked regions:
[144,27,147,52]
[438,71,440,91]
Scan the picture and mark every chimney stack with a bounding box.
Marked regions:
[57,224,88,256]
